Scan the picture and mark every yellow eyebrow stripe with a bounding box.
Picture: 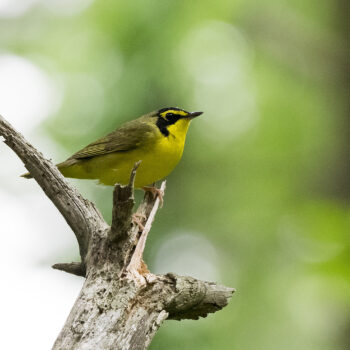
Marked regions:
[160,109,187,118]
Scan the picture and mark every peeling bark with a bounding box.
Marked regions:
[0,114,234,350]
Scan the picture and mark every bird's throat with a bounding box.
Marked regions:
[166,119,191,140]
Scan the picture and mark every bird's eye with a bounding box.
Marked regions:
[161,112,181,124]
[165,113,174,120]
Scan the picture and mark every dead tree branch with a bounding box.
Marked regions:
[0,115,107,265]
[0,114,234,350]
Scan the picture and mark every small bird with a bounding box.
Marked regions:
[22,107,202,196]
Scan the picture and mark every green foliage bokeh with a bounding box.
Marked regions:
[2,1,350,349]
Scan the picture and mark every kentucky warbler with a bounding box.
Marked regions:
[22,107,203,190]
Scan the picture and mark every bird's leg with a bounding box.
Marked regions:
[142,186,164,207]
[132,213,147,232]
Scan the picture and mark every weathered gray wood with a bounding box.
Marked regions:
[0,114,234,350]
[52,273,234,350]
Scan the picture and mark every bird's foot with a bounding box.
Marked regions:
[142,186,164,207]
[132,213,147,232]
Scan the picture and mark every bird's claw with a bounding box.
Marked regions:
[142,186,164,207]
[132,213,147,232]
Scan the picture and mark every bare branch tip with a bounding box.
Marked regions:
[160,180,166,191]
[128,160,142,187]
[52,262,86,277]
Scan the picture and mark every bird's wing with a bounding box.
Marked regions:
[67,120,155,160]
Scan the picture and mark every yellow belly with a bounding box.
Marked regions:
[60,134,185,188]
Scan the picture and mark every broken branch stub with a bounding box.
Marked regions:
[110,160,141,241]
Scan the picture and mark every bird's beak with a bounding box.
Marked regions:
[188,111,203,119]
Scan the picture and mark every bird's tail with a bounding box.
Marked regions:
[21,172,33,179]
[20,160,75,179]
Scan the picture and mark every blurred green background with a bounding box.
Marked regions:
[1,0,350,349]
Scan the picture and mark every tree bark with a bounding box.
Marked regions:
[0,115,234,350]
